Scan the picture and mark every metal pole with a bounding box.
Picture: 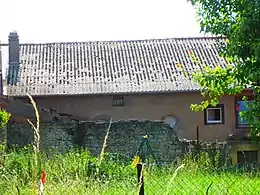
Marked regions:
[137,163,144,195]
[196,125,200,144]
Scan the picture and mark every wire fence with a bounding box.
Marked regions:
[2,163,260,195]
[141,163,260,195]
[1,138,260,195]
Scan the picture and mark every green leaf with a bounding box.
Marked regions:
[187,0,260,139]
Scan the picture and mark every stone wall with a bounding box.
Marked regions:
[76,120,181,161]
[6,120,182,162]
[7,121,77,150]
[5,119,233,164]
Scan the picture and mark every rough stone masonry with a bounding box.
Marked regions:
[78,120,182,161]
[7,119,182,162]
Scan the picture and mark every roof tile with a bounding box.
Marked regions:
[6,37,228,96]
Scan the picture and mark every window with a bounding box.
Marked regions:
[112,95,124,106]
[204,104,224,125]
[237,151,258,164]
[235,96,254,127]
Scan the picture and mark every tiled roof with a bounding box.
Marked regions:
[6,37,229,96]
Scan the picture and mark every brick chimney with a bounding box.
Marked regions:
[7,31,20,85]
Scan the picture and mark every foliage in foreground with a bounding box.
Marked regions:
[0,146,135,194]
[187,0,260,139]
[0,109,10,130]
[0,146,260,194]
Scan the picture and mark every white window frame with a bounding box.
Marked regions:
[206,107,223,124]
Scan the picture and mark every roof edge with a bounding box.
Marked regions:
[7,89,201,98]
[17,36,228,46]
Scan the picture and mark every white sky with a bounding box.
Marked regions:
[0,0,201,43]
[0,0,202,77]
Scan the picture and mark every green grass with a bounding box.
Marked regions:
[1,146,260,195]
[144,168,260,195]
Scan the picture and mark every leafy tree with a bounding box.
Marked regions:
[187,0,260,139]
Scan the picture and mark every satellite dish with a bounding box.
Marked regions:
[92,114,111,122]
[163,116,177,128]
[163,115,185,139]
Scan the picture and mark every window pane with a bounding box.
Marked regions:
[236,100,249,125]
[207,109,221,121]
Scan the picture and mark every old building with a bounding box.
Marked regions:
[3,31,252,141]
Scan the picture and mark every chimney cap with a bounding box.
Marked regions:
[8,31,19,39]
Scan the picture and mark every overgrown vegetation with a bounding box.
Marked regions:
[0,147,259,194]
[187,0,260,139]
